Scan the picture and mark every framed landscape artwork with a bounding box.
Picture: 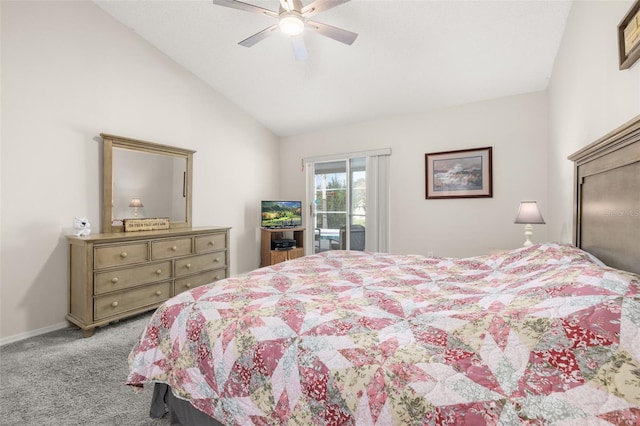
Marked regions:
[425,146,493,199]
[618,0,640,70]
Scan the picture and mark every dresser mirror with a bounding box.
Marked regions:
[101,133,195,233]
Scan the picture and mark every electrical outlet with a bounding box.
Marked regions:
[427,250,434,257]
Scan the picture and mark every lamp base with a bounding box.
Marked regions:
[522,224,533,246]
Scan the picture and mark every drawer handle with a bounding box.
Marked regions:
[120,252,128,258]
[186,283,192,288]
[214,258,220,263]
[171,246,177,251]
[155,290,162,296]
[185,263,191,269]
[111,301,119,308]
[156,269,162,275]
[208,241,215,246]
[111,277,119,284]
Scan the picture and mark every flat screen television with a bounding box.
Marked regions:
[261,200,302,228]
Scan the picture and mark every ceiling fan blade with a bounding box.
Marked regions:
[211,0,278,19]
[302,0,350,18]
[306,20,358,45]
[238,24,279,47]
[280,0,298,12]
[291,35,308,61]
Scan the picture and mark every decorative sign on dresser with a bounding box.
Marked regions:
[124,217,170,232]
[67,134,231,337]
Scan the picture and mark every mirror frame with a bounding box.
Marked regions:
[101,133,195,233]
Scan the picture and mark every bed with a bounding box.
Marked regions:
[127,115,640,425]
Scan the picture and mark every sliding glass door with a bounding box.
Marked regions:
[305,148,390,255]
[312,158,366,253]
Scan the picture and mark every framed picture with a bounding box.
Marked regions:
[619,0,640,70]
[425,146,493,199]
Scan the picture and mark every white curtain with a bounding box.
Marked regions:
[304,148,391,253]
[364,154,390,252]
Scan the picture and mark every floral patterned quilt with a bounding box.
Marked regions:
[127,243,640,425]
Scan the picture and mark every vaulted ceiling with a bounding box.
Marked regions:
[94,0,572,137]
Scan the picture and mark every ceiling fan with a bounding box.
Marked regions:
[211,0,358,60]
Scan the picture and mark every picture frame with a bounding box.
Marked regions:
[618,0,640,70]
[425,146,493,199]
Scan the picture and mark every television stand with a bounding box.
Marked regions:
[260,227,305,267]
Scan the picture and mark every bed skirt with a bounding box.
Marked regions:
[151,383,223,426]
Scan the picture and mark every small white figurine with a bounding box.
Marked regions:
[73,217,92,236]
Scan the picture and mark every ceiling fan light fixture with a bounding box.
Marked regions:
[279,13,304,36]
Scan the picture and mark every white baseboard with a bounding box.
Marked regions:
[0,321,70,346]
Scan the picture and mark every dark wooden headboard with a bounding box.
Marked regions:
[569,115,640,274]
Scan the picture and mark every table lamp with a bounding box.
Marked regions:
[514,201,545,246]
[129,198,143,218]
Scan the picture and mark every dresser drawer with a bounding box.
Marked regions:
[174,268,227,294]
[151,237,192,260]
[94,243,148,269]
[94,261,172,295]
[195,233,227,253]
[175,252,226,277]
[94,281,171,321]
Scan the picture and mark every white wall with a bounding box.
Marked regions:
[280,92,549,258]
[1,1,279,340]
[547,0,640,243]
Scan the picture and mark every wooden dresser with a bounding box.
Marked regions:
[67,226,230,337]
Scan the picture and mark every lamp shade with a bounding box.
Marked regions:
[514,201,545,224]
[129,198,144,208]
